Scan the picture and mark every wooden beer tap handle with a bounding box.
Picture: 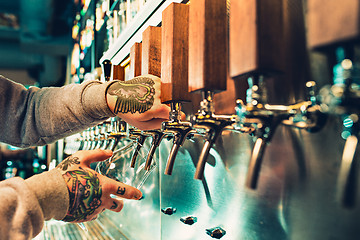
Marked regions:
[229,0,284,81]
[113,65,125,81]
[161,2,191,104]
[141,26,161,77]
[129,42,142,78]
[307,0,360,50]
[188,0,227,93]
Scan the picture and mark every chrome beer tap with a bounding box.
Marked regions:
[93,124,104,149]
[107,117,127,151]
[160,3,195,175]
[88,126,97,150]
[321,47,360,208]
[188,0,236,180]
[142,129,166,171]
[99,119,112,150]
[281,81,327,132]
[128,127,148,168]
[237,75,293,189]
[306,0,360,207]
[237,76,326,189]
[192,91,238,180]
[162,102,194,175]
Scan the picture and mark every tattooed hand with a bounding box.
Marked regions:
[106,74,173,130]
[56,149,142,223]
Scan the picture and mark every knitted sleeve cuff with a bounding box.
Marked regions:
[25,169,69,221]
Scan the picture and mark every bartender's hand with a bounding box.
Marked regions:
[56,149,142,223]
[106,74,172,130]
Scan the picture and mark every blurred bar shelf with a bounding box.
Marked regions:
[99,0,185,65]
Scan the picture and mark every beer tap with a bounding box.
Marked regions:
[321,47,360,207]
[189,0,238,180]
[143,130,166,171]
[230,0,290,189]
[80,128,90,150]
[236,76,296,189]
[237,77,327,189]
[93,124,104,149]
[160,3,194,175]
[306,0,360,207]
[99,119,114,150]
[108,117,128,151]
[139,25,165,171]
[128,128,147,168]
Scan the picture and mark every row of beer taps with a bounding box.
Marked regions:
[68,1,360,209]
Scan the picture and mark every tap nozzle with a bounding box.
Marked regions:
[336,114,360,208]
[238,76,292,189]
[162,102,194,175]
[128,128,148,168]
[193,91,238,180]
[143,130,166,171]
[337,134,358,208]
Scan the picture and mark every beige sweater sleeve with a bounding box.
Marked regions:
[0,76,116,148]
[0,169,68,240]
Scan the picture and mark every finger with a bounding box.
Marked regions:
[75,149,113,166]
[105,198,124,212]
[102,178,142,200]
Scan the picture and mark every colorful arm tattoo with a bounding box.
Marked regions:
[56,156,80,171]
[62,167,102,222]
[107,76,155,114]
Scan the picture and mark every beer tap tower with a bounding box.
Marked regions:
[160,3,193,175]
[229,0,287,189]
[189,0,238,180]
[307,0,360,208]
[231,0,328,190]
